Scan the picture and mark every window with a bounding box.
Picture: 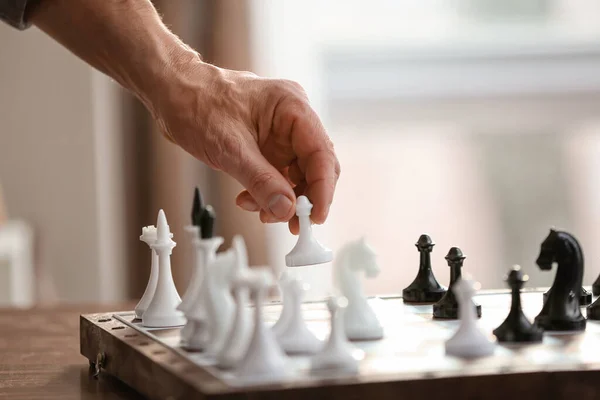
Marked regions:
[251,0,600,297]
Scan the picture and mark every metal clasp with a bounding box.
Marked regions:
[93,352,105,378]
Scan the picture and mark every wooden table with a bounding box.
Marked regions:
[0,304,143,400]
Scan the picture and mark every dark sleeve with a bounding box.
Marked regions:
[0,0,37,30]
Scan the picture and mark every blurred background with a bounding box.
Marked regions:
[2,0,600,306]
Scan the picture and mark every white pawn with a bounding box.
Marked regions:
[234,268,289,380]
[135,226,160,319]
[179,233,224,347]
[285,196,333,267]
[142,209,186,328]
[445,278,495,358]
[271,271,293,336]
[310,296,359,373]
[277,278,323,354]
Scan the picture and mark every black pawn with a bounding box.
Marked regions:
[542,286,592,306]
[493,266,543,343]
[191,187,216,239]
[592,274,600,297]
[433,247,481,319]
[402,234,446,303]
[586,293,600,320]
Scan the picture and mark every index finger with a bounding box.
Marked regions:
[291,109,340,224]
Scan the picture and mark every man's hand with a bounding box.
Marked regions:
[30,0,340,233]
[151,64,340,233]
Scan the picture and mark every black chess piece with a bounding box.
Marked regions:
[592,274,600,297]
[542,286,591,306]
[191,187,216,239]
[533,228,586,331]
[586,294,600,320]
[191,187,204,226]
[200,205,216,239]
[402,234,446,303]
[493,265,543,343]
[433,247,481,319]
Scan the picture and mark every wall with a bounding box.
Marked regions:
[0,24,127,303]
[249,0,600,298]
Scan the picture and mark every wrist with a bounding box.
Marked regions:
[140,47,225,124]
[125,29,205,113]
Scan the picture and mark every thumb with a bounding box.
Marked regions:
[229,150,296,222]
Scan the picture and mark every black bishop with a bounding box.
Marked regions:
[191,187,216,239]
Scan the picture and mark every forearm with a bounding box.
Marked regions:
[29,0,202,113]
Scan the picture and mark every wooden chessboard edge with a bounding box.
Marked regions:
[80,313,229,399]
[78,308,600,399]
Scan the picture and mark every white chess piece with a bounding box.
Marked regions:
[333,238,383,340]
[445,278,495,358]
[216,272,253,369]
[142,210,186,327]
[271,271,293,336]
[285,196,333,267]
[276,278,323,354]
[204,250,237,355]
[310,296,359,373]
[177,225,202,314]
[185,248,235,351]
[204,235,248,355]
[179,234,224,347]
[135,226,160,319]
[234,268,289,380]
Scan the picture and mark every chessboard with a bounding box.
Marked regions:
[80,288,600,400]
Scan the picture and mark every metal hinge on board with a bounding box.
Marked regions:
[92,352,105,378]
